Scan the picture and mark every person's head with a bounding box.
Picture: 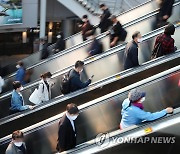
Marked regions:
[128,88,146,103]
[164,23,175,36]
[12,130,24,146]
[40,37,47,44]
[75,60,84,73]
[132,31,142,43]
[13,81,23,92]
[110,15,117,24]
[82,15,88,23]
[57,31,64,39]
[40,72,52,81]
[16,61,24,69]
[99,4,106,11]
[66,103,79,120]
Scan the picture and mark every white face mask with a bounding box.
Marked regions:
[46,78,51,82]
[82,19,86,23]
[137,38,143,43]
[139,97,145,103]
[16,65,20,69]
[14,142,23,147]
[70,115,78,121]
[20,87,24,91]
[57,35,61,39]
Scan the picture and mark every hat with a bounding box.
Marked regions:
[129,88,146,102]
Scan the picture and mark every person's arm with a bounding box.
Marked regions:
[58,124,67,152]
[135,108,167,122]
[72,76,91,89]
[164,39,175,54]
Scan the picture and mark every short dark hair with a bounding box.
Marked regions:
[13,81,22,90]
[132,31,140,39]
[164,23,175,35]
[40,72,52,78]
[99,4,105,8]
[75,60,84,68]
[17,61,24,67]
[82,15,88,19]
[12,130,24,140]
[66,103,79,114]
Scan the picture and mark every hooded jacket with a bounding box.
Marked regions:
[120,98,167,129]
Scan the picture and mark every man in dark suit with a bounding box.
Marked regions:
[57,103,79,152]
[123,31,142,70]
[98,4,112,33]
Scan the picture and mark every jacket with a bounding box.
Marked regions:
[120,98,167,129]
[10,90,29,112]
[37,79,51,102]
[110,21,127,42]
[15,67,26,85]
[6,142,27,154]
[69,69,91,92]
[89,39,103,56]
[41,42,49,60]
[54,38,65,53]
[57,114,77,152]
[154,34,175,55]
[81,21,94,41]
[99,8,111,33]
[159,0,174,17]
[124,41,139,70]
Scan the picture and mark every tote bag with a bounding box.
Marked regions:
[29,88,42,105]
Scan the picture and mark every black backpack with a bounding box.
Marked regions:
[151,42,163,59]
[60,70,72,94]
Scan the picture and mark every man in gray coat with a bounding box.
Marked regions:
[6,130,27,154]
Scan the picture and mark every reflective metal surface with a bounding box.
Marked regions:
[0,24,179,139]
[0,66,179,154]
[0,49,179,139]
[1,0,157,77]
[1,2,179,93]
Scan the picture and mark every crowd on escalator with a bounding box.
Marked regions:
[1,1,178,153]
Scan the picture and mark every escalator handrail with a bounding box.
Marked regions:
[1,22,179,100]
[0,64,179,144]
[4,1,180,80]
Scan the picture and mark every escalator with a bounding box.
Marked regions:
[0,24,180,137]
[0,65,179,154]
[1,1,180,93]
[1,0,158,77]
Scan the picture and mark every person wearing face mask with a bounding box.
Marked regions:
[37,72,54,103]
[109,15,127,48]
[80,15,95,41]
[120,88,173,129]
[123,31,143,70]
[15,61,26,85]
[53,32,66,54]
[6,130,27,154]
[98,4,112,33]
[69,60,93,92]
[10,81,34,114]
[57,103,79,152]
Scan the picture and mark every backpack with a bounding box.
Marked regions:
[60,70,72,94]
[151,42,163,59]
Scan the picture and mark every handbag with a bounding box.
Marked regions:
[29,83,44,105]
[29,88,42,105]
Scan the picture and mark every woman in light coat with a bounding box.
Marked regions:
[38,72,54,103]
